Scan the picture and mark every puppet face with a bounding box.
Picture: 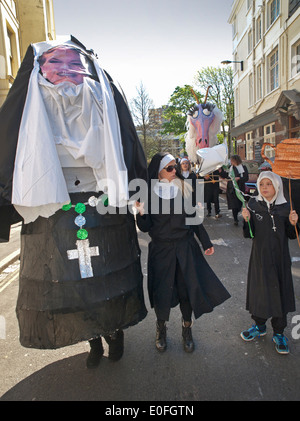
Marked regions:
[259,178,276,202]
[190,104,215,149]
[39,47,94,85]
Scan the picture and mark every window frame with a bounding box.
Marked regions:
[268,48,279,92]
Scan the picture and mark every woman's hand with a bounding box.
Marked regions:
[135,201,145,216]
[205,247,214,256]
[289,210,298,226]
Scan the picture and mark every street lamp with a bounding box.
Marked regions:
[221,60,244,71]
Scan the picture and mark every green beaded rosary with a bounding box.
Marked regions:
[62,194,109,240]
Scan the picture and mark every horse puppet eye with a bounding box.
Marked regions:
[203,108,211,116]
[188,105,199,119]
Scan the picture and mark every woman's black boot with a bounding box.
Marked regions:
[155,320,167,352]
[104,329,124,361]
[182,320,195,353]
[86,337,104,368]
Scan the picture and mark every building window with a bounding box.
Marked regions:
[248,29,253,54]
[268,0,280,28]
[256,15,262,44]
[246,132,254,160]
[249,73,254,106]
[256,64,263,100]
[6,27,13,76]
[291,39,300,77]
[235,88,239,117]
[263,123,276,158]
[269,48,279,92]
[289,0,300,18]
[233,52,241,73]
[232,16,237,39]
[289,115,300,138]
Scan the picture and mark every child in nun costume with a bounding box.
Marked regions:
[241,171,299,355]
[0,36,148,367]
[135,152,230,353]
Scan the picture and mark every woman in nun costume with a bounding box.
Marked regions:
[136,152,230,353]
[219,155,249,225]
[241,172,299,354]
[0,36,148,368]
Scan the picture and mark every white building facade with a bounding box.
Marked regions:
[0,0,55,106]
[228,0,300,161]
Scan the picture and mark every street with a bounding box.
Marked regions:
[0,195,300,401]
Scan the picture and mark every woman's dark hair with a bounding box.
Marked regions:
[230,155,242,165]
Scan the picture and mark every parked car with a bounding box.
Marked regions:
[243,160,260,183]
[244,182,257,200]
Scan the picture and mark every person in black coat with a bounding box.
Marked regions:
[240,171,299,355]
[219,155,249,225]
[178,158,214,254]
[135,152,230,353]
[204,169,222,218]
[0,37,148,367]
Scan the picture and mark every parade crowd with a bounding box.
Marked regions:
[0,37,299,371]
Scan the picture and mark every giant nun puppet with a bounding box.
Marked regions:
[0,36,148,365]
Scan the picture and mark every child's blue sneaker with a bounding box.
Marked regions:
[240,324,267,341]
[272,334,289,355]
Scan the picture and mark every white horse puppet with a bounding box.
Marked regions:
[185,87,228,176]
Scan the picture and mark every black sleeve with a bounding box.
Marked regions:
[136,213,153,233]
[285,218,300,240]
[243,214,255,238]
[0,45,34,205]
[0,205,22,242]
[192,223,213,250]
[240,165,249,183]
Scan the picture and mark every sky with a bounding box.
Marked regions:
[53,0,234,108]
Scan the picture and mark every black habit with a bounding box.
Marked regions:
[0,38,148,349]
[136,153,230,321]
[243,198,298,319]
[220,165,249,211]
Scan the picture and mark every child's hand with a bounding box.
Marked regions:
[289,210,298,226]
[135,201,145,216]
[242,207,250,222]
[205,247,214,256]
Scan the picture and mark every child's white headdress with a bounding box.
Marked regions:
[256,171,287,206]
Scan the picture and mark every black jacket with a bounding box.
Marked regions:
[243,198,298,318]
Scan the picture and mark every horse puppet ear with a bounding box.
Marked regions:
[208,106,224,147]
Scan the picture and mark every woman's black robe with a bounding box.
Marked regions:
[220,165,249,211]
[136,192,230,321]
[243,198,298,319]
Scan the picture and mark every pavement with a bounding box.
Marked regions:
[0,196,300,402]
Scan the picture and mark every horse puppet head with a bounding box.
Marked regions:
[185,102,223,163]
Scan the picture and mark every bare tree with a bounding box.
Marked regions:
[130,82,154,154]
